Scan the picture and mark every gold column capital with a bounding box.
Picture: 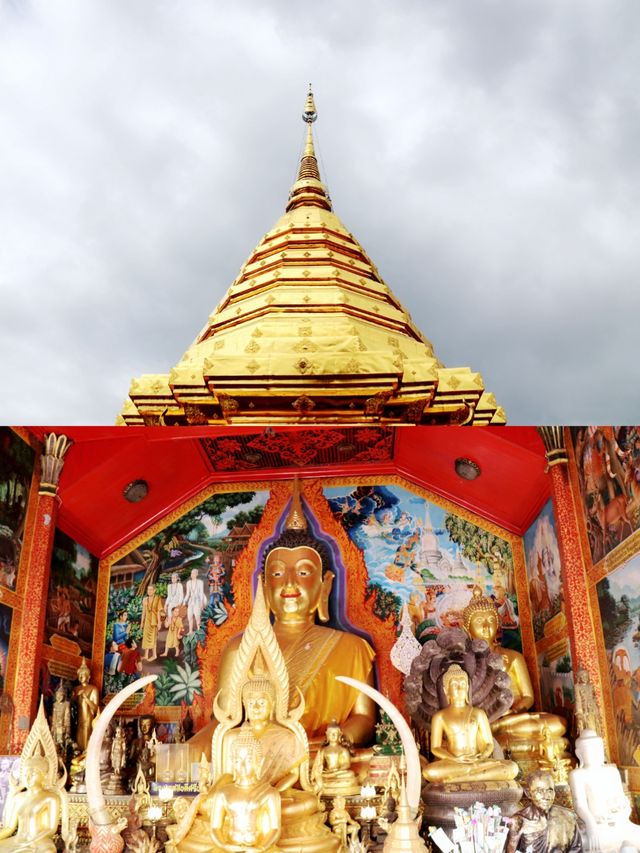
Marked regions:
[537,426,568,468]
[39,432,73,496]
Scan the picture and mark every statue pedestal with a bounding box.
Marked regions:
[497,734,574,785]
[422,780,522,830]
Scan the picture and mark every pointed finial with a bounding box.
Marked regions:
[285,476,308,531]
[302,85,317,124]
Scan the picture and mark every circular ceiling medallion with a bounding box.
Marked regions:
[454,457,481,481]
[123,479,149,503]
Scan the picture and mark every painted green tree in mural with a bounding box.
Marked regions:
[135,492,260,595]
[444,513,513,577]
[366,581,401,623]
[597,577,632,648]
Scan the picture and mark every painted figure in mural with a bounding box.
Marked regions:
[311,720,360,796]
[72,659,99,752]
[207,553,225,608]
[215,484,376,747]
[118,637,142,677]
[422,665,519,784]
[529,555,552,613]
[184,568,207,634]
[462,587,566,743]
[612,645,633,724]
[209,732,281,853]
[104,639,121,675]
[54,586,72,633]
[507,770,582,853]
[163,604,186,657]
[51,683,71,752]
[140,583,165,662]
[112,609,130,647]
[0,756,61,852]
[165,572,185,625]
[570,729,640,852]
[494,582,519,629]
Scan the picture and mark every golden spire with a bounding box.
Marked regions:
[287,86,331,212]
[285,476,307,532]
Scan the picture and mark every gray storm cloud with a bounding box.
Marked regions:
[1,0,639,424]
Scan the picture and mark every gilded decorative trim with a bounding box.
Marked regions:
[511,536,541,709]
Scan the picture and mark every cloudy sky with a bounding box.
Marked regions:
[1,0,639,425]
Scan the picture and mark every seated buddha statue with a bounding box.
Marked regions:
[462,587,567,751]
[172,580,339,853]
[209,731,281,853]
[0,756,62,853]
[197,480,377,752]
[311,720,361,796]
[422,664,519,784]
[569,729,640,852]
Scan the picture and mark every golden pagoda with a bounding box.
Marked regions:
[119,89,505,426]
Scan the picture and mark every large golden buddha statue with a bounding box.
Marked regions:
[462,587,569,771]
[423,664,519,784]
[172,580,338,853]
[213,481,376,747]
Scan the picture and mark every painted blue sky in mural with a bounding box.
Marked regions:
[325,484,482,605]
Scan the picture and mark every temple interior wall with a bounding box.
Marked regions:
[3,426,640,794]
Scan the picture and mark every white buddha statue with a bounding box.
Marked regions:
[569,729,640,852]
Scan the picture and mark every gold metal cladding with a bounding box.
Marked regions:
[537,426,568,467]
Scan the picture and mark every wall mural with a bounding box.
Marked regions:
[523,499,564,642]
[0,603,13,694]
[537,644,574,718]
[324,483,521,649]
[46,529,99,657]
[571,426,640,564]
[596,554,640,766]
[103,490,269,707]
[0,428,35,591]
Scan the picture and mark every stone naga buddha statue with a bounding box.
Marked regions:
[462,587,569,770]
[422,664,519,785]
[311,720,361,796]
[569,729,640,852]
[209,731,282,853]
[216,479,377,748]
[171,579,339,853]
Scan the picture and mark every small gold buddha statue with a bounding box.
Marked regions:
[0,756,62,852]
[72,658,99,752]
[200,480,376,752]
[462,587,567,753]
[311,720,361,796]
[210,731,281,853]
[328,795,361,848]
[422,664,519,784]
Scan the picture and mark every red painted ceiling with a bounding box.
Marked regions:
[25,426,549,558]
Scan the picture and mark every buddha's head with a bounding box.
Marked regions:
[462,586,499,645]
[575,729,605,769]
[442,664,470,707]
[77,659,91,686]
[55,683,66,702]
[263,481,334,625]
[242,676,276,725]
[325,721,341,744]
[525,769,555,813]
[22,755,48,789]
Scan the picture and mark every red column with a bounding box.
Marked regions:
[11,433,71,751]
[538,428,609,742]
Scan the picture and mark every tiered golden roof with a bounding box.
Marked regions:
[119,89,505,426]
